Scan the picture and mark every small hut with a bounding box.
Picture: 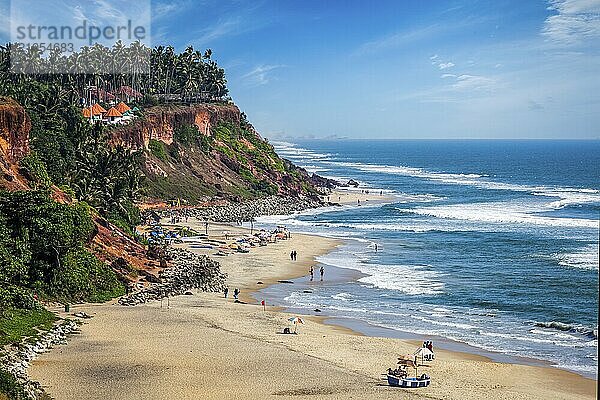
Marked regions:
[104,107,123,123]
[115,101,131,115]
[82,105,103,121]
[91,103,107,115]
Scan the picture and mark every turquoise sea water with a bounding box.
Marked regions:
[259,140,599,377]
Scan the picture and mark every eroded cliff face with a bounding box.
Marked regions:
[0,96,31,190]
[110,103,241,149]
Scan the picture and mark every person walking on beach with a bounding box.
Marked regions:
[233,288,240,300]
[309,266,314,281]
[224,287,229,298]
[290,251,294,261]
[320,266,324,281]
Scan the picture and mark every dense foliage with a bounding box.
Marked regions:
[1,42,228,106]
[0,190,125,306]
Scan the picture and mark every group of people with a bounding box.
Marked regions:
[224,287,240,300]
[290,250,298,261]
[387,365,408,378]
[422,340,434,352]
[309,266,325,281]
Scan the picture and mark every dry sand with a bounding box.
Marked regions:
[29,220,597,400]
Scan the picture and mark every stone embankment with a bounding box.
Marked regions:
[187,196,324,223]
[118,248,226,306]
[1,320,79,399]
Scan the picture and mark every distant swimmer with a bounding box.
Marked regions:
[375,243,378,252]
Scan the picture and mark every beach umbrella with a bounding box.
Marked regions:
[413,347,435,366]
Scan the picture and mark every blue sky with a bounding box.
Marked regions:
[2,0,599,139]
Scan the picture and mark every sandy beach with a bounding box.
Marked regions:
[28,218,597,400]
[328,187,397,206]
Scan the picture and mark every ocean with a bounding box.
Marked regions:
[258,139,599,377]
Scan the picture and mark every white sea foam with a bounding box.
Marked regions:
[551,243,599,270]
[324,160,600,209]
[410,202,598,229]
[318,248,445,295]
[331,292,354,301]
[357,265,445,295]
[272,141,333,162]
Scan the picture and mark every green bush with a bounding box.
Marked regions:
[106,201,141,237]
[141,94,159,107]
[0,286,36,310]
[174,125,200,146]
[53,248,125,303]
[19,152,52,189]
[0,369,28,399]
[0,190,124,306]
[148,139,168,161]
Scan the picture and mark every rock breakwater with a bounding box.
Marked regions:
[1,319,79,399]
[189,196,323,223]
[118,248,226,306]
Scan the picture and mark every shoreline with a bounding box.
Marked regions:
[28,197,597,399]
[247,193,598,380]
[176,206,597,383]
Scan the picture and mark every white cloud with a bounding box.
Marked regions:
[439,62,455,69]
[441,73,456,78]
[542,0,600,45]
[153,0,193,21]
[451,74,496,91]
[430,54,439,60]
[242,64,285,86]
[195,16,244,45]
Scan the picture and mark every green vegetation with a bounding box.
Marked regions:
[144,175,217,203]
[18,153,51,189]
[0,191,126,398]
[148,139,168,161]
[141,119,318,201]
[0,190,125,305]
[1,42,228,107]
[0,308,56,347]
[0,369,28,400]
[174,125,202,146]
